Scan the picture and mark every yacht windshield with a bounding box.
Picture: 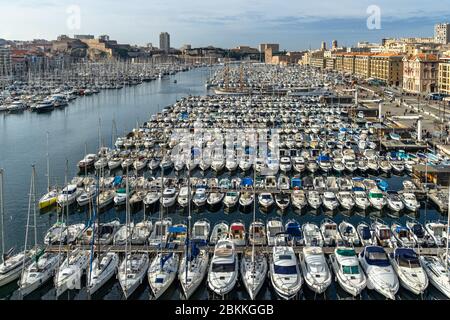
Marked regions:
[212,262,235,273]
[274,265,297,275]
[342,265,359,274]
[398,258,421,268]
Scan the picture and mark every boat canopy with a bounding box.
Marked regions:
[291,178,302,188]
[230,224,244,231]
[376,179,389,190]
[317,155,330,161]
[286,222,302,237]
[336,248,356,257]
[240,178,253,187]
[113,176,123,186]
[394,248,418,261]
[191,147,201,157]
[169,226,187,233]
[364,246,390,267]
[395,226,408,234]
[360,226,372,240]
[412,224,425,237]
[274,265,297,275]
[352,187,364,192]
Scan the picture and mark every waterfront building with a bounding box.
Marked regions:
[435,23,450,44]
[74,34,95,40]
[159,32,170,54]
[325,57,336,70]
[369,53,404,86]
[333,52,404,85]
[0,46,12,85]
[259,43,279,53]
[342,53,356,74]
[332,40,338,50]
[402,54,439,94]
[354,53,374,78]
[438,56,450,95]
[308,51,325,69]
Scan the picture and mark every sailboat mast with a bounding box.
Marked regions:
[98,118,102,150]
[46,132,50,192]
[159,146,164,270]
[24,166,34,253]
[0,168,5,260]
[446,183,450,277]
[32,165,37,248]
[64,159,70,266]
[185,160,191,284]
[84,142,88,177]
[252,155,256,265]
[124,166,129,293]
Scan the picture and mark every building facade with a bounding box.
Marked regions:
[402,54,439,94]
[354,54,373,78]
[435,23,450,45]
[159,32,170,53]
[0,46,12,85]
[259,43,279,53]
[369,53,404,86]
[438,57,450,95]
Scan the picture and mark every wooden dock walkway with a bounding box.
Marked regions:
[45,244,443,256]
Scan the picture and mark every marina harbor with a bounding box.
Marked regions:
[0,63,449,301]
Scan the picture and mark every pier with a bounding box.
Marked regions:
[45,244,443,256]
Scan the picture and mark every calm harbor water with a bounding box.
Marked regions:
[0,67,447,300]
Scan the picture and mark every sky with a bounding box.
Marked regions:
[1,0,450,50]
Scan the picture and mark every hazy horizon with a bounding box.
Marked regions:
[1,0,450,50]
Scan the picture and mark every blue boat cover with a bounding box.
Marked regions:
[395,226,408,233]
[191,147,200,156]
[291,178,302,188]
[241,178,253,187]
[160,252,174,268]
[364,246,390,267]
[412,224,425,237]
[113,176,123,186]
[352,187,364,192]
[360,226,371,240]
[169,226,187,233]
[376,179,389,191]
[274,265,297,275]
[286,222,302,237]
[394,248,418,261]
[317,155,330,161]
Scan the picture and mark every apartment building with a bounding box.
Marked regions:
[403,54,439,94]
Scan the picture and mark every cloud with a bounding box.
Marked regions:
[0,0,449,49]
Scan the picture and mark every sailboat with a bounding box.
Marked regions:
[19,166,61,296]
[87,175,119,296]
[38,132,58,210]
[148,156,181,299]
[19,252,63,296]
[54,160,90,297]
[0,168,37,287]
[118,169,149,299]
[240,170,267,299]
[179,171,209,299]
